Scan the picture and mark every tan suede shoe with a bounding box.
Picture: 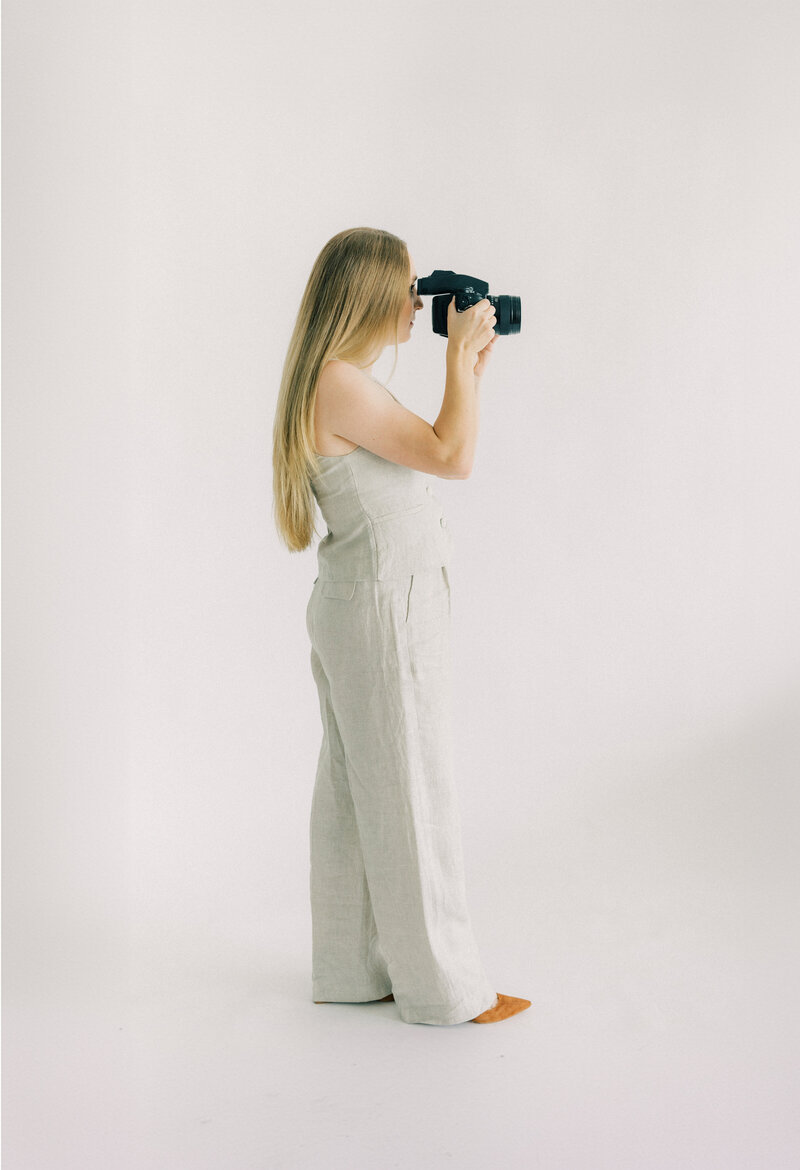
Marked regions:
[470,993,532,1023]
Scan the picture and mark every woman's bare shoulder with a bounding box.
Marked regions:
[319,358,372,387]
[317,360,395,404]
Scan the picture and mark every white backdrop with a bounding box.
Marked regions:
[4,1,800,1166]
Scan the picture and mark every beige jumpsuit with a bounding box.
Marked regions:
[305,391,497,1026]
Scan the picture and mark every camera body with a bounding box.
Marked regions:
[415,270,521,337]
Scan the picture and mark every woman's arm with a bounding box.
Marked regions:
[315,360,469,478]
[433,345,479,478]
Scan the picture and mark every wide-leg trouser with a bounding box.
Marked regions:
[305,564,497,1026]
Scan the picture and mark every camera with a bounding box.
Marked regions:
[415,270,521,337]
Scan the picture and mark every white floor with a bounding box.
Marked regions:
[6,870,799,1170]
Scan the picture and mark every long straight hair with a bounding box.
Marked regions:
[272,227,409,552]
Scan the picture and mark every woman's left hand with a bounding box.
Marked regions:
[473,333,498,380]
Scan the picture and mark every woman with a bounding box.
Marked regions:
[272,226,530,1025]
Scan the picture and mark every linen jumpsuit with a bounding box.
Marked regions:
[305,382,498,1026]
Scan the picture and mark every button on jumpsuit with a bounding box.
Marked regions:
[305,397,498,1026]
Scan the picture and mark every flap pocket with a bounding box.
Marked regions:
[321,579,357,601]
[372,501,426,521]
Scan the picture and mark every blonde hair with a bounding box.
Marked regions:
[272,226,410,552]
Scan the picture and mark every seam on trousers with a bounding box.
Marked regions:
[397,594,454,1000]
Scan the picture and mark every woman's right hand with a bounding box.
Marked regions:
[446,295,497,355]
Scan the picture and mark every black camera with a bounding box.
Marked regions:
[415,270,521,338]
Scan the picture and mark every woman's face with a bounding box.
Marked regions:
[396,254,423,343]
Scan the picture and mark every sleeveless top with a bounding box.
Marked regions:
[310,380,454,581]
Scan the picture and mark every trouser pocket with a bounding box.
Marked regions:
[441,565,451,617]
[405,566,449,642]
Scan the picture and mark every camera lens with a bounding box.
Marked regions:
[488,295,521,335]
